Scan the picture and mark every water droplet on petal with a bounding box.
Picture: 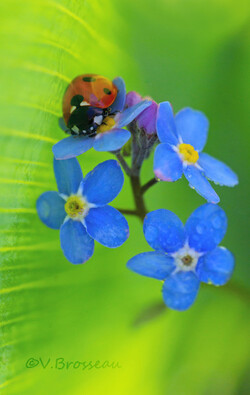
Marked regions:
[211,215,222,229]
[41,201,50,218]
[196,225,204,234]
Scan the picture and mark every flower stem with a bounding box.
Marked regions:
[130,176,148,221]
[115,127,157,221]
[224,281,250,303]
[115,152,132,176]
[133,300,167,327]
[115,208,138,216]
[141,177,158,194]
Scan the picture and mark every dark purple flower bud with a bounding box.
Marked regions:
[125,91,158,135]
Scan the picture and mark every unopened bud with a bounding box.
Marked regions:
[125,91,158,135]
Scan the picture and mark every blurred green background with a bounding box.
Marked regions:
[0,0,249,394]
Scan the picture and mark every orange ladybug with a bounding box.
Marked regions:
[62,74,118,136]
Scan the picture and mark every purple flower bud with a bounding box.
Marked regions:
[125,91,158,135]
[125,91,142,107]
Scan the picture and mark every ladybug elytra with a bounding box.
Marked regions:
[62,74,118,136]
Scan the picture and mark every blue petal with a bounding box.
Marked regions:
[60,219,94,264]
[162,271,200,311]
[127,251,175,280]
[82,160,124,205]
[53,157,83,195]
[185,203,227,253]
[85,206,129,247]
[198,153,239,187]
[58,117,70,132]
[116,100,152,128]
[36,191,66,229]
[53,135,94,159]
[156,102,179,145]
[93,128,131,152]
[184,165,220,203]
[110,77,126,113]
[196,247,235,286]
[143,209,186,253]
[175,108,209,151]
[154,143,183,181]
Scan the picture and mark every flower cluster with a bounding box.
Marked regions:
[37,73,238,311]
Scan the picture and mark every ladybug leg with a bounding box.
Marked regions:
[103,107,112,117]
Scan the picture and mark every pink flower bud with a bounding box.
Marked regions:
[125,91,158,135]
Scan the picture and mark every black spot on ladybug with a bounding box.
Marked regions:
[71,95,84,106]
[103,88,112,95]
[83,76,96,82]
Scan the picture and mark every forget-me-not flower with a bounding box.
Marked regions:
[53,77,151,159]
[127,204,234,311]
[37,157,129,264]
[154,102,238,203]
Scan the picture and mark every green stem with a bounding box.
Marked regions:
[115,152,131,176]
[115,208,138,216]
[224,281,250,303]
[130,176,147,221]
[141,177,158,194]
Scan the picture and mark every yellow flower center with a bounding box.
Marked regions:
[97,116,116,134]
[178,143,199,164]
[64,195,87,220]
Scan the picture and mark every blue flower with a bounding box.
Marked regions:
[37,158,129,264]
[127,204,234,311]
[154,102,238,203]
[53,77,151,159]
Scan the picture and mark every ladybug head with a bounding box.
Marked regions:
[67,104,106,136]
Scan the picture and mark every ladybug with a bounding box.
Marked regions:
[62,74,118,136]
